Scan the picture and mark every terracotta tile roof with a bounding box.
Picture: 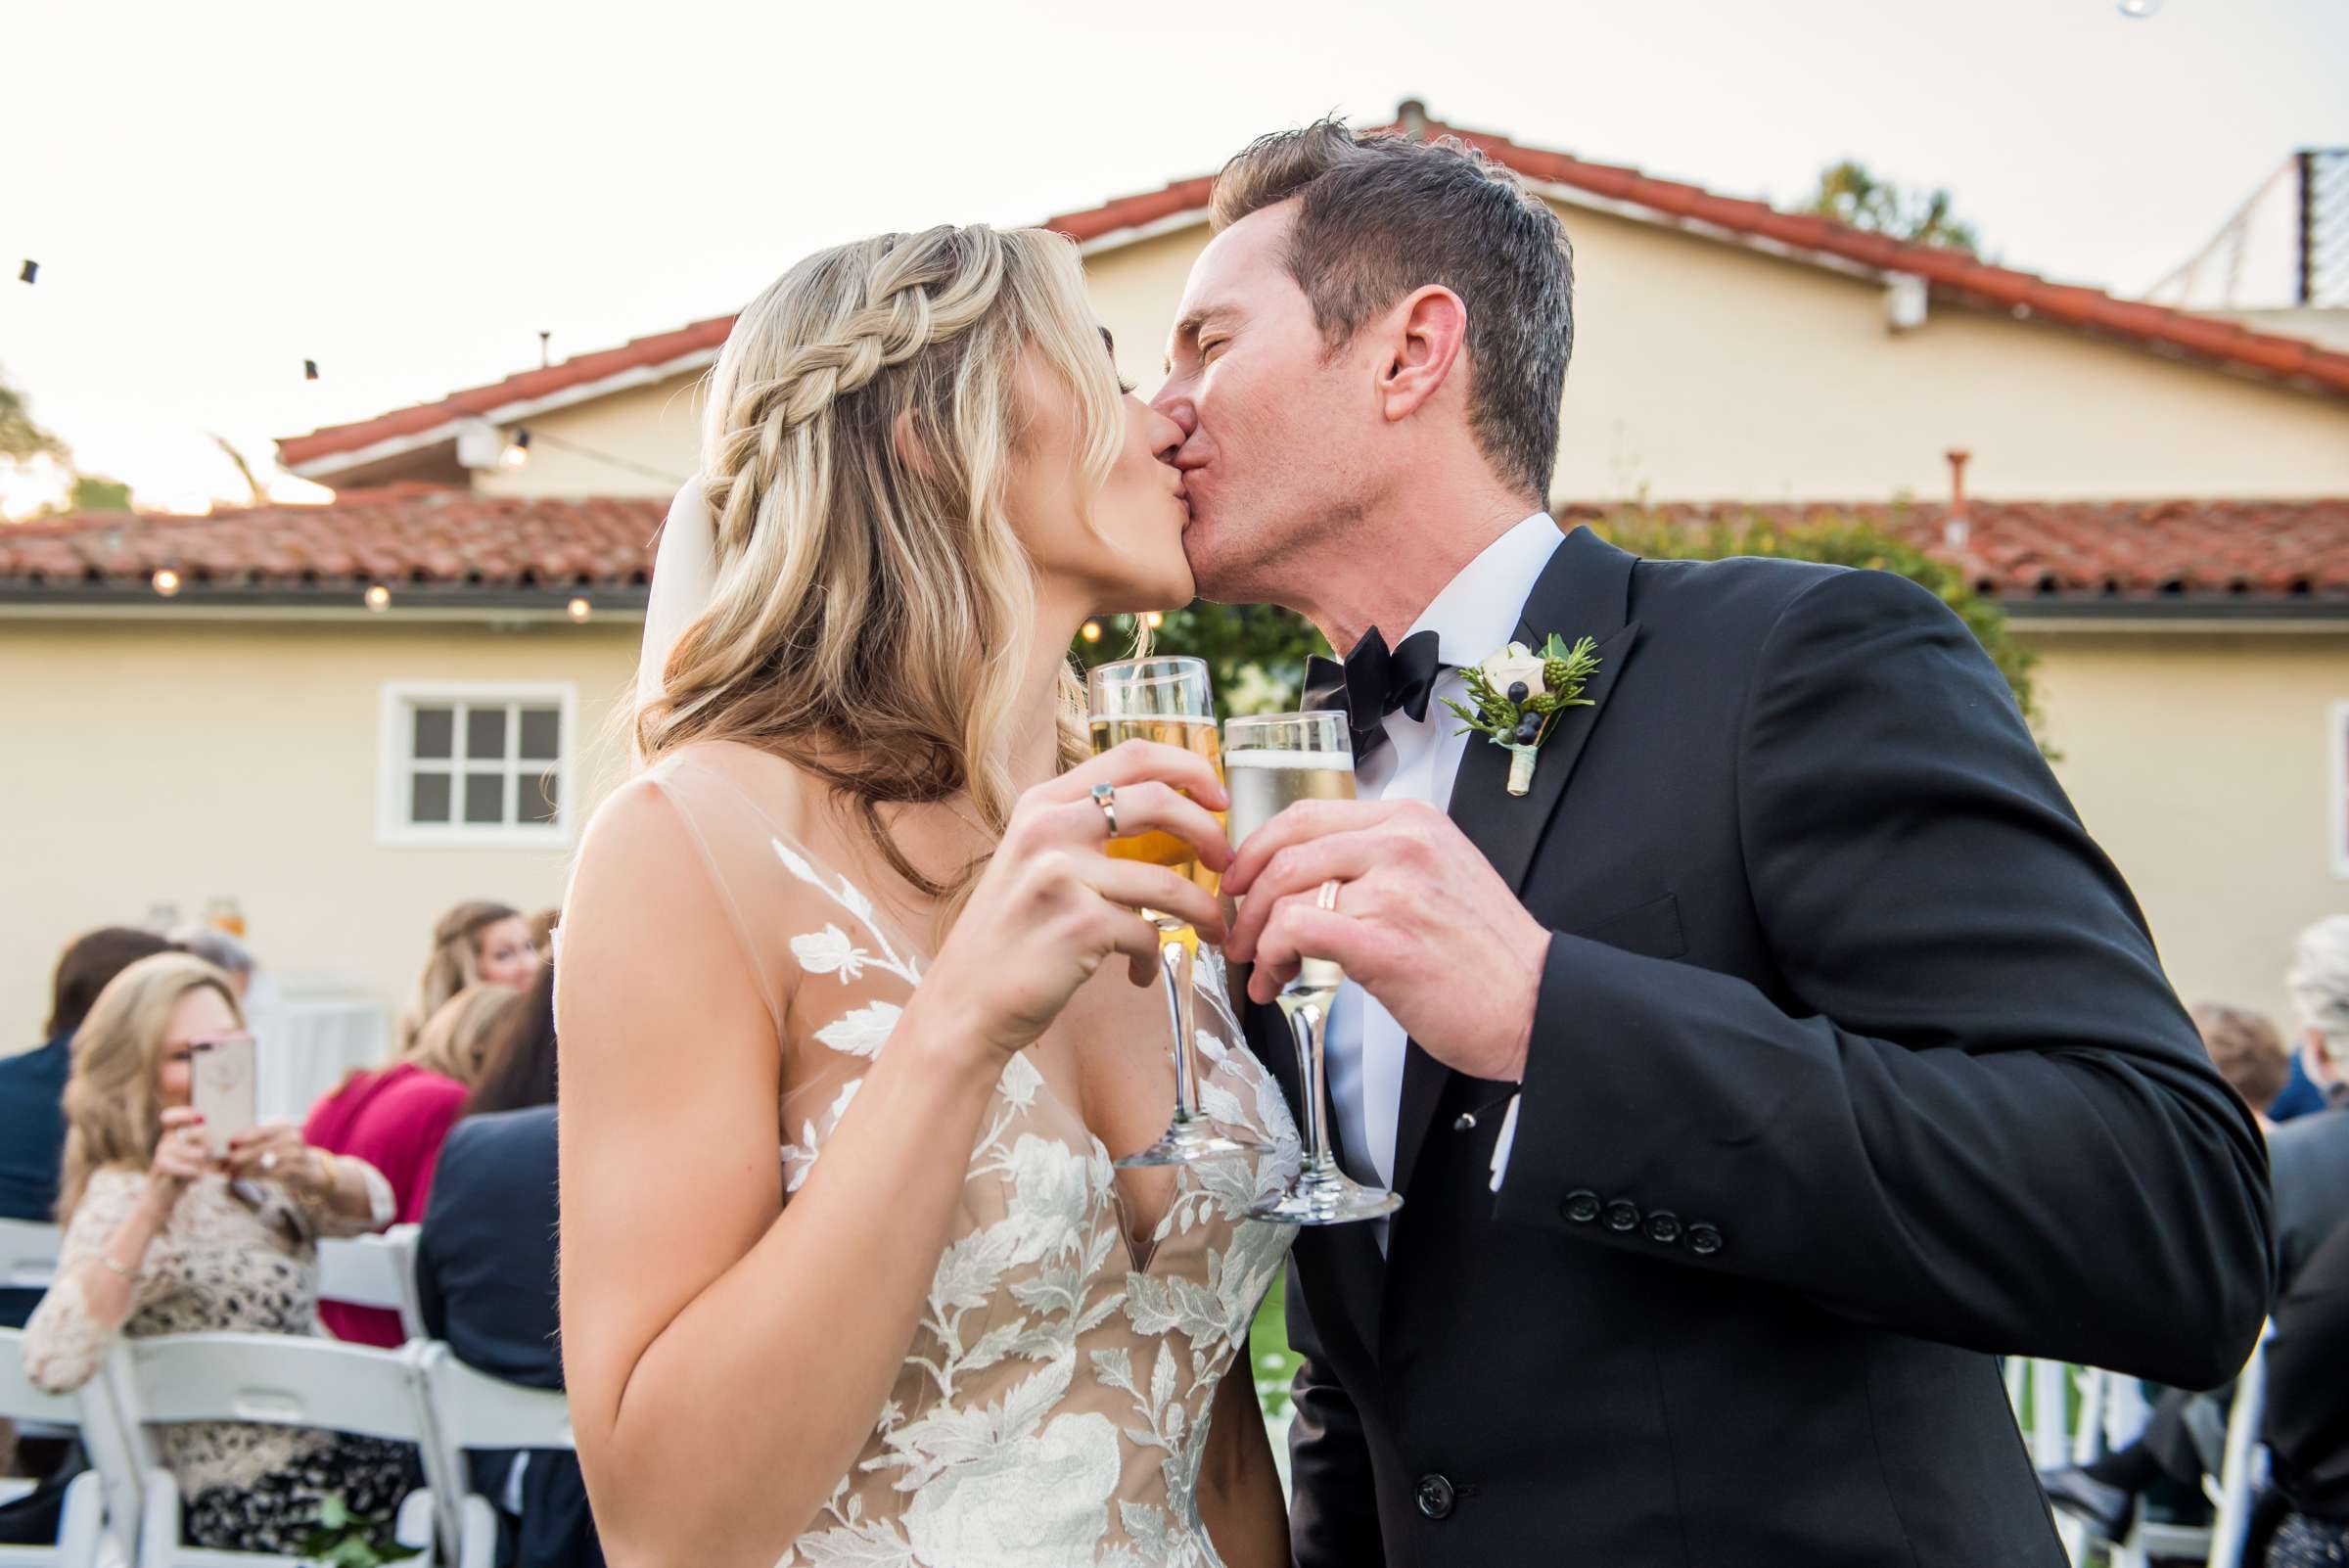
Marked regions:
[3,488,2340,611]
[0,485,665,597]
[1557,497,2349,604]
[274,109,2349,474]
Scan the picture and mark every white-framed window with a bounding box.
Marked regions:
[2335,701,2349,880]
[378,681,576,847]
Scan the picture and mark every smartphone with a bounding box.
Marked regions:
[190,1034,258,1160]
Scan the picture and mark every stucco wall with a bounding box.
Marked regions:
[471,376,707,499]
[0,618,640,1042]
[2025,627,2349,1038]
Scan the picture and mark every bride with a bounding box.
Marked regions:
[556,225,1301,1567]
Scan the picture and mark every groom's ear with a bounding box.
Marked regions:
[1376,285,1468,425]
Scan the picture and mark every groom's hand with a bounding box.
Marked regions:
[1223,799,1550,1084]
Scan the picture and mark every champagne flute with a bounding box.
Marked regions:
[1087,656,1265,1168]
[1223,711,1403,1225]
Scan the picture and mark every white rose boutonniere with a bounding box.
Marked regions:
[1446,632,1603,796]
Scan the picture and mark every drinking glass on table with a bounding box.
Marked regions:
[1222,711,1403,1225]
[1086,656,1264,1168]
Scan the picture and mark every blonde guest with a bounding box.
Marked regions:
[302,984,523,1347]
[395,900,539,1051]
[22,953,414,1553]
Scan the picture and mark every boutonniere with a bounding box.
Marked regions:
[1445,632,1602,797]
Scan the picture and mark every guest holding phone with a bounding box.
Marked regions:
[21,953,419,1552]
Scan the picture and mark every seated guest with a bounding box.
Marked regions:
[396,901,539,1054]
[525,906,560,965]
[166,924,257,1001]
[417,965,602,1568]
[305,985,522,1346]
[2197,1001,2290,1132]
[2261,1219,2349,1564]
[21,954,417,1553]
[0,926,177,1327]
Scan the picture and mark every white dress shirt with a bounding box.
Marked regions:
[1323,512,1562,1251]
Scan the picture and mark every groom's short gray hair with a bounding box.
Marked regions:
[1212,116,1575,501]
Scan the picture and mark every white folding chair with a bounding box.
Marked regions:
[2201,1331,2269,1568]
[98,1332,455,1568]
[0,1329,113,1568]
[414,1345,574,1568]
[314,1228,424,1344]
[0,1223,61,1301]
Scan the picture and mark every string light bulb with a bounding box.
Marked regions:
[152,568,181,597]
[1143,611,1164,629]
[1080,621,1102,643]
[501,428,531,469]
[2117,0,2161,15]
[567,596,592,622]
[364,583,392,612]
[18,260,36,286]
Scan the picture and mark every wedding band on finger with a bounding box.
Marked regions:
[1316,879,1343,914]
[1089,782,1120,838]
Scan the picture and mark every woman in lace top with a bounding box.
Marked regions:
[21,953,421,1552]
[559,226,1302,1567]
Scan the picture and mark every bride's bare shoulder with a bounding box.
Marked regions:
[584,738,832,854]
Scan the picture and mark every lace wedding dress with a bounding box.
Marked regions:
[588,742,1303,1568]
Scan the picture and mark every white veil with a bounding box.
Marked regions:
[633,474,719,756]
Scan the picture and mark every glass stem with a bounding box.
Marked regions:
[1278,985,1336,1176]
[1161,936,1203,1122]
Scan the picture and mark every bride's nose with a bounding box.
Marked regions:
[1144,402,1186,467]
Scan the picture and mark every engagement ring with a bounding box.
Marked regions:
[260,1152,278,1173]
[1090,782,1120,837]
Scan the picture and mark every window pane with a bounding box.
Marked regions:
[412,706,454,761]
[467,707,509,761]
[528,767,561,824]
[519,707,561,761]
[464,772,507,825]
[410,771,452,823]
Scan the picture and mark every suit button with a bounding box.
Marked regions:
[1644,1210,1681,1245]
[1562,1190,1601,1224]
[1688,1222,1723,1256]
[1603,1199,1640,1232]
[1415,1473,1457,1520]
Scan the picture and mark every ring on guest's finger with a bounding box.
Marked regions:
[1090,782,1120,838]
[260,1152,278,1173]
[1316,879,1343,914]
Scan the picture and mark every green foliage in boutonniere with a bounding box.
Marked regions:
[1445,633,1602,795]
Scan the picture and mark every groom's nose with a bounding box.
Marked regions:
[1150,384,1198,443]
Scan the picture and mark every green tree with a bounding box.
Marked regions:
[1588,505,2047,749]
[1,364,66,464]
[1804,160,1980,253]
[1071,601,1327,718]
[0,363,136,518]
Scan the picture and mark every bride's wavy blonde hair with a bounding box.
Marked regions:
[636,225,1124,901]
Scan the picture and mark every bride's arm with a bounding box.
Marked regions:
[1198,1343,1291,1568]
[559,746,1231,1568]
[558,783,1004,1568]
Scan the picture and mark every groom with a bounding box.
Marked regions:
[1154,119,2274,1566]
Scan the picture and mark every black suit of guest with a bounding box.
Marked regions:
[415,1106,603,1568]
[1249,526,2275,1568]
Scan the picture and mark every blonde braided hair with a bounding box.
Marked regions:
[635,225,1122,904]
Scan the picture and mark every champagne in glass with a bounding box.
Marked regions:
[1223,711,1403,1225]
[1086,657,1263,1168]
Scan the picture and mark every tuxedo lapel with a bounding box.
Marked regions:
[1386,526,1643,1202]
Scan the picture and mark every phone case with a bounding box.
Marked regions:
[191,1036,258,1158]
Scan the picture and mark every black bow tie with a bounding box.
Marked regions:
[1303,627,1447,762]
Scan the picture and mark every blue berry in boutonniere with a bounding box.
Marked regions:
[1444,632,1603,797]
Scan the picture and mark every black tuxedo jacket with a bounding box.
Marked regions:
[1246,525,2273,1568]
[416,1106,605,1568]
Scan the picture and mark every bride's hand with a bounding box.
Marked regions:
[923,739,1232,1059]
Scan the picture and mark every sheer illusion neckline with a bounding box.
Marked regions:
[663,741,1216,1270]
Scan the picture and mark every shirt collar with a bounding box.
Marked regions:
[1405,512,1565,669]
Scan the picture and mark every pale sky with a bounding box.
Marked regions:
[4,0,2343,515]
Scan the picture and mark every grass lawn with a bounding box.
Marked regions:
[1250,1286,1302,1414]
